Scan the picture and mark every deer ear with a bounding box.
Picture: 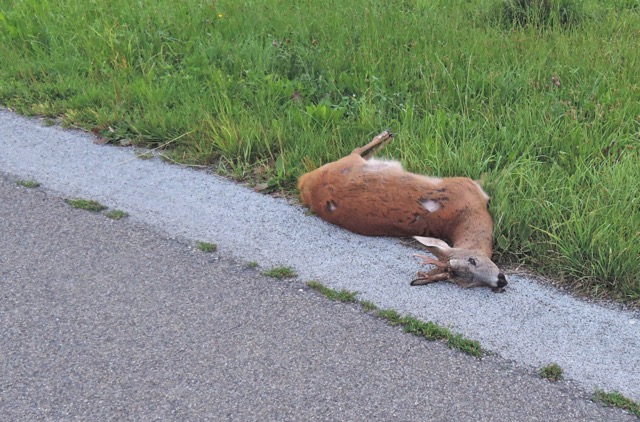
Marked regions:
[413,236,452,260]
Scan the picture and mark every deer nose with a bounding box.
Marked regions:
[497,273,507,288]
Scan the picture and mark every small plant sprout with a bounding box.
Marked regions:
[262,266,297,279]
[247,261,259,268]
[66,198,107,212]
[135,151,154,160]
[105,210,129,220]
[16,179,41,188]
[539,363,564,381]
[197,242,217,253]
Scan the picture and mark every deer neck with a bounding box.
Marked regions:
[449,211,494,258]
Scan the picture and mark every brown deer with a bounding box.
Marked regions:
[298,130,507,292]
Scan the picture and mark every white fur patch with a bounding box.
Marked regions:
[421,199,441,213]
[363,158,403,171]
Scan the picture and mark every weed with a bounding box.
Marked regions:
[360,300,379,312]
[105,209,129,220]
[306,281,358,303]
[447,333,483,357]
[66,199,107,212]
[539,363,564,381]
[401,316,450,339]
[376,309,403,326]
[376,310,483,356]
[303,283,481,356]
[400,316,483,357]
[16,179,40,188]
[197,241,217,253]
[594,390,640,418]
[247,261,259,268]
[262,266,297,279]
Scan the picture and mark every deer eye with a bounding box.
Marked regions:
[468,258,477,266]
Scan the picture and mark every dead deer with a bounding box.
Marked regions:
[298,130,507,292]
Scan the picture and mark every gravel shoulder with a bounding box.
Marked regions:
[1,109,639,404]
[1,171,636,420]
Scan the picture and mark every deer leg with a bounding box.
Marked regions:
[414,254,449,270]
[351,130,393,158]
[410,254,451,286]
[410,270,451,286]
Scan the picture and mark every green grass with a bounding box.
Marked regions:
[305,281,483,356]
[16,179,40,188]
[594,390,640,418]
[399,315,483,357]
[247,261,259,268]
[1,0,639,300]
[539,363,564,381]
[262,266,298,279]
[197,241,217,253]
[307,281,358,303]
[376,309,483,356]
[65,198,107,212]
[105,209,129,220]
[376,309,404,326]
[360,300,379,312]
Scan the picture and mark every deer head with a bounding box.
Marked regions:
[410,236,507,292]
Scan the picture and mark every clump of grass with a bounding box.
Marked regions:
[105,209,129,220]
[197,241,217,253]
[539,363,564,381]
[376,309,403,326]
[262,266,297,279]
[401,316,483,357]
[307,281,358,303]
[66,198,107,212]
[302,281,481,356]
[360,300,379,312]
[594,390,640,418]
[377,310,482,356]
[16,179,40,188]
[401,316,451,339]
[247,261,259,268]
[490,0,586,29]
[447,333,484,357]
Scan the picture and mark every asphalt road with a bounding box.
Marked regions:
[2,110,638,402]
[0,173,635,420]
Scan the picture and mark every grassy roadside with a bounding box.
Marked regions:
[0,0,638,300]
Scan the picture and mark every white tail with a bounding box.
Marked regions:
[298,130,507,291]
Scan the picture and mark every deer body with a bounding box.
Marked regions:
[298,131,507,291]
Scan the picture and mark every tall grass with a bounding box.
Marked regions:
[0,0,638,299]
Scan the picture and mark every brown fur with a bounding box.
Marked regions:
[298,138,493,255]
[297,131,507,290]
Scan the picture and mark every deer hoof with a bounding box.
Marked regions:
[410,272,438,286]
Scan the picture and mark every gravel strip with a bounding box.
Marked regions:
[1,109,638,401]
